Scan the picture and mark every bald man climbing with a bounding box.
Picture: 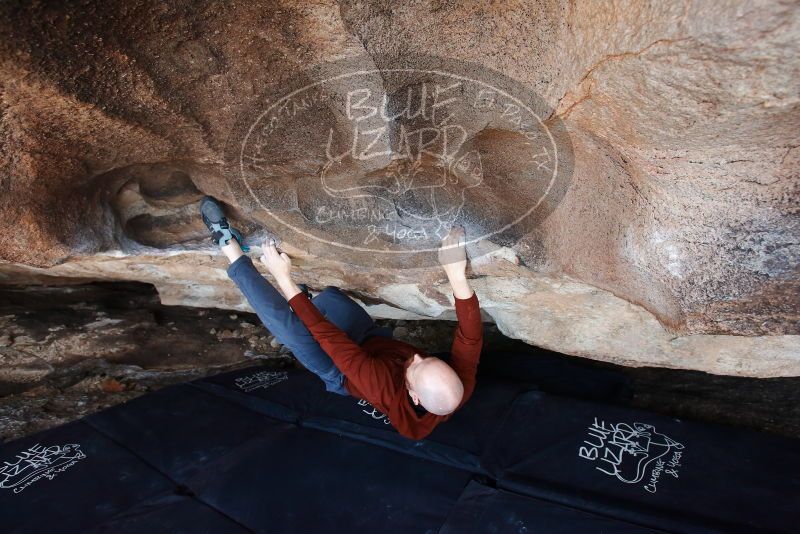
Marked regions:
[200,196,482,440]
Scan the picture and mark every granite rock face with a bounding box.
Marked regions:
[0,1,797,376]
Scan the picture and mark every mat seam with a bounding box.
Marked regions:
[81,419,257,534]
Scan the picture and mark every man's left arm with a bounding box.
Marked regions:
[438,227,483,403]
[448,288,482,403]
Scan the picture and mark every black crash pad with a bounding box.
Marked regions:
[2,361,799,533]
[193,368,315,424]
[85,383,293,483]
[483,390,800,533]
[474,349,631,402]
[4,382,473,534]
[87,492,250,534]
[0,420,174,533]
[85,381,474,533]
[195,367,528,471]
[440,480,664,533]
[184,424,473,533]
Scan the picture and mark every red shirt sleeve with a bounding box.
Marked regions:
[449,292,483,404]
[288,293,397,405]
[394,294,483,440]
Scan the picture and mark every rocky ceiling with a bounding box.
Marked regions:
[0,1,797,376]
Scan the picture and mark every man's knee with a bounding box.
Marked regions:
[318,286,343,298]
[324,376,350,396]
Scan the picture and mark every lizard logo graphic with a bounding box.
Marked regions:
[1,443,86,493]
[579,418,685,493]
[320,126,484,239]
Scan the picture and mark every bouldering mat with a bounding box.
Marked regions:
[1,359,798,533]
[440,480,666,533]
[194,367,528,471]
[482,390,800,533]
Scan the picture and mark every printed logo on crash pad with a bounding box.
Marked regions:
[1,443,86,494]
[357,399,391,425]
[234,371,289,392]
[579,417,684,494]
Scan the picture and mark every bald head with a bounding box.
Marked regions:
[406,355,464,416]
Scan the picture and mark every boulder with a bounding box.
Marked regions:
[0,1,797,376]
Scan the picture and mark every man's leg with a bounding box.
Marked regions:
[199,190,348,396]
[311,287,392,344]
[226,252,349,395]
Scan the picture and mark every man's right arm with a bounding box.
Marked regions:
[287,293,372,373]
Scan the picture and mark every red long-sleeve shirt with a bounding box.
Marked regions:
[288,291,483,440]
